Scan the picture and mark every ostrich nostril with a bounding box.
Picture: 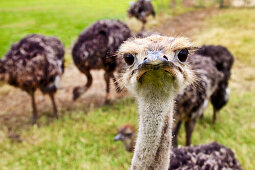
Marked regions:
[163,56,168,60]
[144,57,147,61]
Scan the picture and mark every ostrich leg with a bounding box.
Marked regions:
[141,21,146,31]
[104,72,111,104]
[73,69,92,100]
[30,91,38,124]
[140,17,147,31]
[212,107,217,124]
[49,92,58,119]
[172,121,182,147]
[184,119,196,146]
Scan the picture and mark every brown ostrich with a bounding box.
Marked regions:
[0,34,65,123]
[117,35,242,169]
[72,19,132,103]
[173,53,223,147]
[195,45,234,124]
[128,0,156,31]
[114,124,242,169]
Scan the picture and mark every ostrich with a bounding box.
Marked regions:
[128,0,156,31]
[195,45,234,124]
[72,19,132,103]
[0,34,65,123]
[173,53,223,146]
[114,124,242,169]
[117,35,242,169]
[114,124,136,152]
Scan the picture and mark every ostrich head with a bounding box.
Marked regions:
[114,124,136,152]
[118,35,195,98]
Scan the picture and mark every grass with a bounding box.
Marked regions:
[0,1,255,170]
[0,98,137,169]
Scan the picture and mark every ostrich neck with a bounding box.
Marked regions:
[131,94,174,170]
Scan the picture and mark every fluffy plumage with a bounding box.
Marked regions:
[173,54,223,146]
[0,34,65,123]
[128,0,156,30]
[170,142,242,170]
[72,19,132,102]
[195,45,234,124]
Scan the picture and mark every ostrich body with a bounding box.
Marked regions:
[115,124,242,169]
[117,35,242,169]
[0,34,65,123]
[128,0,156,31]
[72,19,132,102]
[173,54,223,146]
[195,45,234,124]
[170,142,241,170]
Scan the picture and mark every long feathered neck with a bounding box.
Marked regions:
[131,93,174,170]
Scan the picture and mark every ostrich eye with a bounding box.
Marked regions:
[124,54,135,66]
[125,133,133,137]
[177,49,189,62]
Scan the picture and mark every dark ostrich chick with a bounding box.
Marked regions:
[173,54,223,147]
[128,0,156,31]
[72,19,132,103]
[195,45,234,124]
[0,34,65,123]
[114,124,242,170]
[114,124,136,152]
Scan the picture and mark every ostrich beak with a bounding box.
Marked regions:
[114,134,124,141]
[137,50,173,80]
[143,50,168,66]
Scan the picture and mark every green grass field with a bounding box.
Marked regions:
[0,0,255,169]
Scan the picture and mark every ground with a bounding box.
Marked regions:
[0,1,254,169]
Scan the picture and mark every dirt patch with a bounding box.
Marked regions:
[152,9,218,37]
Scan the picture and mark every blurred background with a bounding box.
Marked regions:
[0,0,254,169]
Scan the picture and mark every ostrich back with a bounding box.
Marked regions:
[170,142,242,170]
[72,20,132,73]
[195,45,234,111]
[0,34,65,93]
